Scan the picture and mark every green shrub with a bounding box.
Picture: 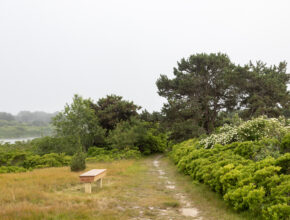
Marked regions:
[0,166,27,173]
[275,153,290,174]
[263,204,290,220]
[170,137,290,219]
[108,118,167,154]
[70,152,86,172]
[230,139,281,161]
[0,150,71,173]
[86,147,141,162]
[280,133,290,153]
[32,136,80,155]
[23,153,71,169]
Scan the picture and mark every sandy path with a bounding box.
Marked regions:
[129,155,203,220]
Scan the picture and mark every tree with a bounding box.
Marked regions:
[107,117,167,154]
[16,111,56,125]
[238,61,290,119]
[52,94,106,152]
[91,94,140,131]
[0,112,15,121]
[139,110,163,123]
[33,136,81,155]
[157,53,239,139]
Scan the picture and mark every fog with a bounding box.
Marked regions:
[1,0,290,114]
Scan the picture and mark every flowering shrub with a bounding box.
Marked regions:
[200,116,289,149]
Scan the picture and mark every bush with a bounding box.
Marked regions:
[275,153,290,174]
[280,133,290,153]
[70,152,86,172]
[230,139,281,161]
[32,136,81,155]
[0,165,28,173]
[86,147,141,162]
[0,151,71,173]
[23,153,71,169]
[170,138,290,219]
[108,118,167,154]
[200,116,289,149]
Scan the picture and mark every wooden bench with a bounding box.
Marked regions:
[79,169,106,193]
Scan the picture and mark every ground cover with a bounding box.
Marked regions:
[0,157,252,220]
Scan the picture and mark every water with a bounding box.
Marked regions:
[0,137,37,144]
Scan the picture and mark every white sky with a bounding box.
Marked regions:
[1,0,290,114]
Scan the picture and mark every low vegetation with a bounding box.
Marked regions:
[1,52,290,219]
[170,117,290,219]
[0,157,257,220]
[0,150,71,173]
[86,147,141,162]
[70,152,86,172]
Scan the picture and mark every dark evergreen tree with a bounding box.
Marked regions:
[156,53,290,142]
[91,95,140,131]
[238,61,290,119]
[157,53,239,140]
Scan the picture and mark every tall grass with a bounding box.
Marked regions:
[0,160,138,220]
[0,158,254,220]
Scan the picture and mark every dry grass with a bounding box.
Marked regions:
[0,160,139,220]
[0,157,255,220]
[0,159,179,220]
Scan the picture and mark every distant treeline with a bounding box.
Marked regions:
[0,111,57,138]
[0,111,57,126]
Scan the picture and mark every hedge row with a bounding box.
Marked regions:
[170,139,290,220]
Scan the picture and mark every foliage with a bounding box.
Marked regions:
[23,153,71,169]
[0,166,27,173]
[200,116,289,149]
[32,136,80,155]
[239,61,290,119]
[15,111,57,125]
[170,139,290,219]
[0,111,56,126]
[0,112,15,121]
[0,151,71,173]
[108,118,167,154]
[0,123,52,139]
[70,151,86,172]
[91,94,140,131]
[157,53,238,138]
[0,140,35,152]
[86,147,141,162]
[139,110,163,123]
[157,53,290,142]
[53,94,106,151]
[0,111,55,139]
[281,133,290,153]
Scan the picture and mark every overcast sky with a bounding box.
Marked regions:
[1,0,289,114]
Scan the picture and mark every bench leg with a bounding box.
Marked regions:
[100,178,102,188]
[84,183,91,193]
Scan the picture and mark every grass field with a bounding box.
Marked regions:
[0,157,257,220]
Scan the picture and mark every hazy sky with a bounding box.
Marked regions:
[1,0,290,114]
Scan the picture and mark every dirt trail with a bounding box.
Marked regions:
[150,155,203,220]
[132,155,205,220]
